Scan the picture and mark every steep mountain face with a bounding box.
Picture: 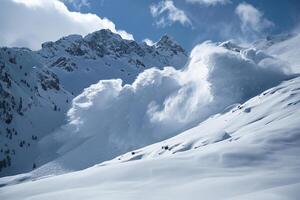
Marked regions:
[0,47,72,176]
[1,76,300,200]
[37,29,188,94]
[0,30,187,177]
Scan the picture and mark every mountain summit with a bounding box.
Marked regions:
[38,29,188,94]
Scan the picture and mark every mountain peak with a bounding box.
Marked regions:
[156,34,185,55]
[84,29,122,43]
[156,34,176,46]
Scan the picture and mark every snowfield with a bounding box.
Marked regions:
[1,75,300,200]
[0,31,300,199]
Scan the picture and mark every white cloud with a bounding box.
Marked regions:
[235,2,274,33]
[186,0,231,6]
[150,0,192,27]
[143,38,155,46]
[0,0,133,50]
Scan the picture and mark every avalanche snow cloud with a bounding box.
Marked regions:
[42,41,292,172]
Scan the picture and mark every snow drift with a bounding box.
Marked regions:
[39,41,292,172]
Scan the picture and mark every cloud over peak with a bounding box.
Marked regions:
[150,0,192,28]
[0,0,133,50]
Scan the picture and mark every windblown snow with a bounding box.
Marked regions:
[0,31,300,200]
[1,60,300,200]
[36,40,292,174]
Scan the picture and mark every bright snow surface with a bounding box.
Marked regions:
[254,33,300,73]
[30,40,293,176]
[1,75,300,200]
[0,33,300,199]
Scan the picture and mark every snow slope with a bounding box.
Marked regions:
[1,75,300,200]
[254,33,300,73]
[0,47,72,176]
[31,41,293,176]
[0,30,299,199]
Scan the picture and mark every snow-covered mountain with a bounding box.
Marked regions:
[1,73,300,200]
[37,29,187,94]
[0,30,299,200]
[0,47,72,176]
[0,30,188,177]
[20,38,294,177]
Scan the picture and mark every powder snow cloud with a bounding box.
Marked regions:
[0,0,133,50]
[45,41,291,169]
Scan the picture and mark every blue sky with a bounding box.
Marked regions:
[0,0,299,51]
[64,0,300,51]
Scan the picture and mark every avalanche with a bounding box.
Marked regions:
[1,30,300,200]
[34,40,293,175]
[0,29,188,176]
[1,65,300,200]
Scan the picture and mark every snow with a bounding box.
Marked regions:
[1,29,300,199]
[33,41,292,175]
[254,33,300,73]
[37,29,188,95]
[0,30,187,176]
[0,47,72,176]
[1,76,300,200]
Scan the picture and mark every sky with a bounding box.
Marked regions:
[0,0,300,51]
